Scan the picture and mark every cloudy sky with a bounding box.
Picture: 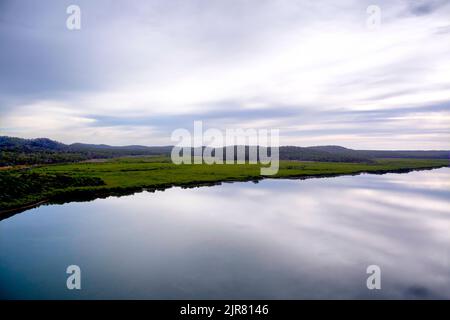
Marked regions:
[0,0,449,149]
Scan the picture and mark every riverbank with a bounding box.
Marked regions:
[0,157,448,219]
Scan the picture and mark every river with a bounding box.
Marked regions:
[1,168,449,299]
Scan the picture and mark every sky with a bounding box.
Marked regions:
[0,0,449,149]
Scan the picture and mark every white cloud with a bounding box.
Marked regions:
[1,0,449,148]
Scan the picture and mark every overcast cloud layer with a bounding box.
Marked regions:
[1,0,449,149]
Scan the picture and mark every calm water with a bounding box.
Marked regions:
[1,168,449,299]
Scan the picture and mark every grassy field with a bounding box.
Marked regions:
[0,156,448,214]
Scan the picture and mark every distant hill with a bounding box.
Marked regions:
[280,146,369,162]
[0,136,172,166]
[68,142,173,155]
[306,145,450,160]
[0,137,67,152]
[0,136,449,166]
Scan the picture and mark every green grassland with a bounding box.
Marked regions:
[0,156,448,215]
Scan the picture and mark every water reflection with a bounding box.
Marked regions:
[1,168,449,299]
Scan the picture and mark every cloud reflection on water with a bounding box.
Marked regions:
[0,168,449,299]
